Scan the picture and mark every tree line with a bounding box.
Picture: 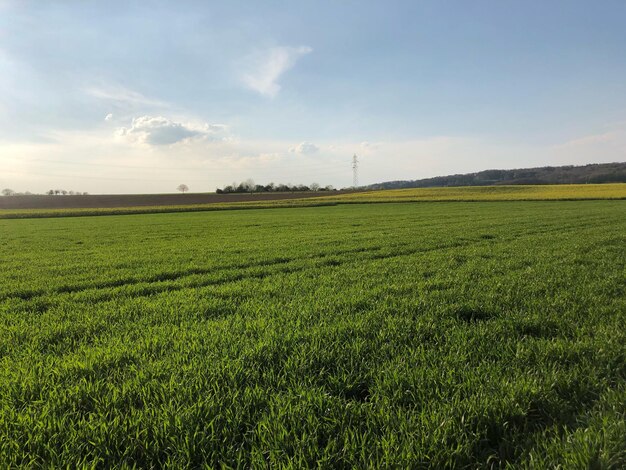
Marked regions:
[216,180,335,194]
[45,189,89,195]
[1,189,88,196]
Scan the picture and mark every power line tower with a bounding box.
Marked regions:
[352,154,358,188]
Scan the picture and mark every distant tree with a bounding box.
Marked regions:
[242,178,255,192]
[177,184,189,194]
[46,189,54,195]
[1,188,15,196]
[310,183,320,191]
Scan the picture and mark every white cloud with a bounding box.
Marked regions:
[85,85,167,107]
[289,141,319,154]
[241,46,312,97]
[104,113,113,121]
[117,115,228,146]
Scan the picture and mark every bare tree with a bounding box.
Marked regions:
[242,178,255,192]
[1,188,15,196]
[177,184,189,194]
[310,183,320,191]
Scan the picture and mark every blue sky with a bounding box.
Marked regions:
[1,0,625,193]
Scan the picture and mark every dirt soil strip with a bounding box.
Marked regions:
[0,192,347,210]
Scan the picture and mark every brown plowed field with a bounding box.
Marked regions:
[0,192,344,210]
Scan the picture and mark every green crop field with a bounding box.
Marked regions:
[1,201,625,468]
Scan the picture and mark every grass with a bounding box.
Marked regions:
[1,183,624,219]
[0,200,625,467]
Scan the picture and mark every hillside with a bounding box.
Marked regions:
[365,162,626,190]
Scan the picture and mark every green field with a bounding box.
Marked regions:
[1,201,625,467]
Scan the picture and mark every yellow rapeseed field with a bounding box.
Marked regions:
[320,183,626,202]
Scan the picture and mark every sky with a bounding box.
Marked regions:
[1,0,626,194]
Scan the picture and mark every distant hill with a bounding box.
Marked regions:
[365,162,626,190]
